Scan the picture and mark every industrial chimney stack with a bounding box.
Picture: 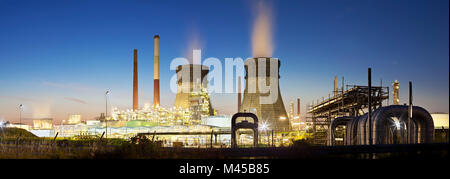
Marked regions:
[153,35,160,107]
[334,76,338,96]
[393,80,399,105]
[238,76,242,112]
[133,49,138,111]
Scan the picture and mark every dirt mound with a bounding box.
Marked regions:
[0,127,38,139]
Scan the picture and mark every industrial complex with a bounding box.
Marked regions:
[0,1,447,154]
[2,34,448,149]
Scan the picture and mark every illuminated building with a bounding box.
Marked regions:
[189,88,214,125]
[174,64,214,122]
[431,113,449,143]
[110,106,191,126]
[431,113,449,129]
[67,115,81,125]
[86,120,100,126]
[7,123,30,130]
[201,115,232,128]
[32,118,53,130]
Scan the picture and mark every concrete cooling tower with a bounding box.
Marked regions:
[174,64,214,123]
[240,57,290,131]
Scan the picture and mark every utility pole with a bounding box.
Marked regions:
[368,68,372,145]
[19,104,23,126]
[105,90,110,140]
[408,81,412,144]
[19,104,23,135]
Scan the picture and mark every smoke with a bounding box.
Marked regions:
[185,26,204,64]
[64,97,88,104]
[31,102,52,119]
[252,1,274,57]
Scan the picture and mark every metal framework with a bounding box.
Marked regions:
[307,85,389,145]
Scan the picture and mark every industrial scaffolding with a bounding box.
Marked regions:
[307,85,389,145]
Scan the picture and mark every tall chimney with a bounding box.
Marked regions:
[153,35,160,107]
[133,49,138,111]
[238,76,241,112]
[334,76,338,96]
[393,80,399,105]
[297,98,300,117]
[289,101,294,119]
[368,68,372,145]
[408,81,412,144]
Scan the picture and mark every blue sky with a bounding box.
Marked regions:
[0,0,448,123]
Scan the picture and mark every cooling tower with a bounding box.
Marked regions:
[240,57,290,131]
[174,64,214,115]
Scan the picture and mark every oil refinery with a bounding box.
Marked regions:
[0,0,448,164]
[5,38,447,148]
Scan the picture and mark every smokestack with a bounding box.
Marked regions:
[368,68,372,145]
[133,49,138,111]
[408,81,412,144]
[290,101,294,119]
[238,76,241,112]
[334,76,338,96]
[153,35,160,107]
[297,98,300,117]
[393,80,399,105]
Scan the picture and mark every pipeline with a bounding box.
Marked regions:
[328,116,354,146]
[329,105,434,145]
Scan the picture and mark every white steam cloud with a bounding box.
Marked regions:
[252,1,274,57]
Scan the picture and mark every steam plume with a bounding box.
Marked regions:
[252,1,273,57]
[185,26,203,64]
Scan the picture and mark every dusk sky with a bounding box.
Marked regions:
[0,0,448,123]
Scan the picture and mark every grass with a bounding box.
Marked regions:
[0,127,38,139]
[0,129,163,159]
[1,127,447,159]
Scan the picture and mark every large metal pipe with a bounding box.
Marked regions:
[337,105,434,146]
[153,35,160,107]
[328,116,354,146]
[346,116,356,145]
[373,105,433,144]
[133,49,138,111]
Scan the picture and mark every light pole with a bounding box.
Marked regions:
[259,121,269,146]
[19,104,23,131]
[105,90,110,140]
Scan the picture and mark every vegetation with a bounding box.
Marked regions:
[0,127,447,159]
[0,127,38,139]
